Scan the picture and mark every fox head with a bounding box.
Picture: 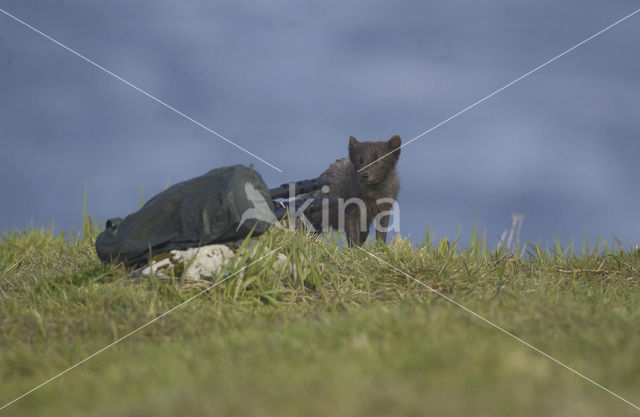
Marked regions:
[349,135,401,184]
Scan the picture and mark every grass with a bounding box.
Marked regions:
[1,222,640,416]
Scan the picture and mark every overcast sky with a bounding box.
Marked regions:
[1,0,638,247]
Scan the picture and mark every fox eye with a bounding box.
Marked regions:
[359,157,365,164]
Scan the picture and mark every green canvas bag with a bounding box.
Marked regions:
[95,165,274,266]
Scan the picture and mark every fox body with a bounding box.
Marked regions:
[308,135,401,245]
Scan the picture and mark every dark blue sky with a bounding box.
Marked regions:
[1,0,638,247]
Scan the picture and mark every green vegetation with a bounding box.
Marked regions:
[1,223,640,416]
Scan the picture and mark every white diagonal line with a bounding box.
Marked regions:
[358,246,640,412]
[358,8,640,173]
[0,7,282,173]
[0,246,283,411]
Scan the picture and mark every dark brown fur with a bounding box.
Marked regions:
[308,135,401,245]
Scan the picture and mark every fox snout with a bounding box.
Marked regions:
[360,172,369,180]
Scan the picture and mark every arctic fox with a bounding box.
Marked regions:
[308,135,401,245]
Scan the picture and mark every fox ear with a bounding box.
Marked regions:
[387,135,401,149]
[348,136,359,161]
[387,135,401,159]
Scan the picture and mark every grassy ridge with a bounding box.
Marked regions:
[1,225,640,416]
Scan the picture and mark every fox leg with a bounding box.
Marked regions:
[375,202,392,244]
[345,209,362,247]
